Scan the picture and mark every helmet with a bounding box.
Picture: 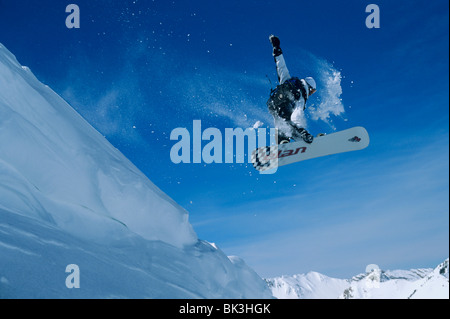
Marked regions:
[305,77,317,90]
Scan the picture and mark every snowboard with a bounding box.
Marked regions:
[251,126,369,172]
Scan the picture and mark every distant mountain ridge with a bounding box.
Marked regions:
[266,258,449,299]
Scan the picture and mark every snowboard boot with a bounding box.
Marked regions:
[296,128,314,144]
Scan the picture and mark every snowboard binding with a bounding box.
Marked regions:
[295,128,314,144]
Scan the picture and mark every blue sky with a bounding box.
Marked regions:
[0,0,448,278]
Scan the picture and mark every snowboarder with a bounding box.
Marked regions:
[267,35,317,144]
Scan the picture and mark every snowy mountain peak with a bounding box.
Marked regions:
[266,259,449,299]
[435,258,449,279]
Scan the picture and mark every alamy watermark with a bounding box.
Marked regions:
[170,120,279,173]
[366,4,380,29]
[65,264,80,289]
[364,264,381,289]
[66,4,80,29]
[64,3,379,30]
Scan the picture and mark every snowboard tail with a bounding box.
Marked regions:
[251,126,369,172]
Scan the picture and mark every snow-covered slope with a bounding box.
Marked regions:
[0,43,273,298]
[266,259,449,299]
[0,43,196,248]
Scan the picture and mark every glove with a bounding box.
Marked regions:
[269,35,280,48]
[269,35,282,57]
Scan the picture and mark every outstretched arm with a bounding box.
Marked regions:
[269,35,291,84]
